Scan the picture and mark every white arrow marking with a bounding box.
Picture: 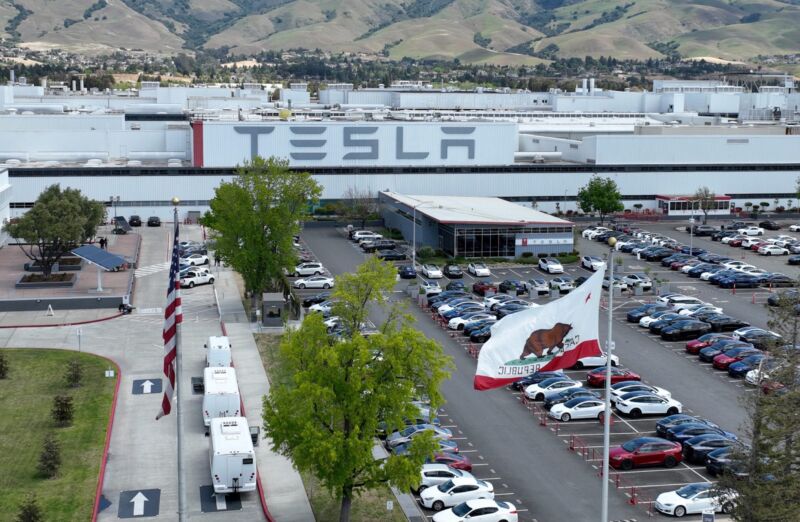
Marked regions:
[131,492,148,516]
[215,493,227,511]
[140,380,154,394]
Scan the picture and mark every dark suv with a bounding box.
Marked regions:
[361,239,396,252]
[129,215,142,227]
[147,216,161,227]
[759,220,781,230]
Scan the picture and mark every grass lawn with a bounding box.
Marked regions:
[255,334,407,522]
[0,349,116,520]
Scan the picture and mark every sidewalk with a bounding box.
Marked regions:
[214,265,316,522]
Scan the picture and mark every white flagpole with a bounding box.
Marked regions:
[173,202,187,522]
[601,239,616,522]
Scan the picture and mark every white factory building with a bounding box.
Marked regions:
[0,78,799,222]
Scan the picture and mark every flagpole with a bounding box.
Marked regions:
[601,238,617,522]
[173,199,187,522]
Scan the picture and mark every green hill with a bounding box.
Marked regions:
[2,0,799,63]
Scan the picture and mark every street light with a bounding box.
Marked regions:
[601,236,618,522]
[109,195,120,224]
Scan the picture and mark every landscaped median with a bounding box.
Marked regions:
[0,349,115,520]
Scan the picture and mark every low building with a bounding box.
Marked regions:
[379,192,574,259]
[656,194,732,217]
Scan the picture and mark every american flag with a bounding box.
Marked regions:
[156,218,183,419]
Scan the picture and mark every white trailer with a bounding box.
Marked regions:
[205,335,232,367]
[209,417,257,494]
[202,367,240,427]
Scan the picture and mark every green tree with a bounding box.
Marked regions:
[0,350,8,379]
[51,394,74,427]
[64,359,83,388]
[37,432,61,478]
[202,156,321,308]
[694,186,715,224]
[715,287,800,521]
[15,494,42,522]
[3,185,105,277]
[576,176,624,225]
[336,186,378,229]
[263,257,452,522]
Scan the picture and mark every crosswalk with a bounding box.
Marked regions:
[134,261,171,278]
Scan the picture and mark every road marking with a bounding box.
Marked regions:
[134,261,172,278]
[557,431,640,437]
[635,482,713,488]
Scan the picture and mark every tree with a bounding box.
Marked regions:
[693,186,715,224]
[3,185,105,277]
[37,432,61,478]
[576,176,624,225]
[64,359,82,388]
[51,395,74,427]
[202,156,321,308]
[715,287,800,521]
[263,257,453,522]
[337,187,378,229]
[15,494,42,522]
[0,350,8,379]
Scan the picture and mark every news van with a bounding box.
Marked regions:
[205,336,232,367]
[209,417,257,494]
[202,367,240,427]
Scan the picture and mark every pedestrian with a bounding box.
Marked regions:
[99,237,105,250]
[214,253,220,267]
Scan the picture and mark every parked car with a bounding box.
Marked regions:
[472,280,498,296]
[685,333,734,354]
[147,216,161,227]
[542,388,600,411]
[610,381,671,404]
[510,370,566,391]
[549,277,575,293]
[538,258,564,274]
[621,273,652,290]
[703,314,750,333]
[498,279,527,295]
[302,292,331,307]
[524,377,582,401]
[468,263,491,277]
[690,225,717,236]
[602,275,628,291]
[129,215,142,226]
[419,477,494,511]
[293,262,324,276]
[615,392,682,418]
[586,367,641,387]
[422,264,444,279]
[446,281,466,291]
[421,280,443,296]
[548,397,606,422]
[666,423,737,444]
[443,265,463,278]
[495,303,529,319]
[428,452,472,471]
[627,304,669,323]
[656,415,719,438]
[737,226,765,236]
[727,353,767,378]
[660,320,713,341]
[293,275,335,289]
[759,220,781,230]
[609,437,682,470]
[361,239,396,253]
[761,273,796,287]
[528,278,549,295]
[181,253,209,266]
[698,341,754,363]
[398,265,417,279]
[759,245,789,256]
[417,464,474,493]
[581,256,606,271]
[469,326,492,343]
[180,270,214,288]
[377,250,407,261]
[462,317,497,335]
[386,424,453,449]
[573,351,619,369]
[431,499,518,522]
[448,312,495,331]
[655,482,736,518]
[682,434,739,464]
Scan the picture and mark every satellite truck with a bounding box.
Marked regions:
[205,336,232,367]
[209,416,257,494]
[202,367,241,428]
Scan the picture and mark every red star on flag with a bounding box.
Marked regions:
[585,293,592,304]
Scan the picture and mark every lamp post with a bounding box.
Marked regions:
[172,196,187,522]
[601,236,618,522]
[109,195,120,225]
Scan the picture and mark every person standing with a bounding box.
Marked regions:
[214,253,220,267]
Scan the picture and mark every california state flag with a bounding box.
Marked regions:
[474,269,604,390]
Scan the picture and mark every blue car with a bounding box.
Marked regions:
[728,353,767,377]
[718,273,762,289]
[398,265,416,279]
[667,422,737,444]
[469,325,492,343]
[708,269,740,284]
[680,246,707,256]
[686,263,716,278]
[656,414,718,438]
[698,341,753,362]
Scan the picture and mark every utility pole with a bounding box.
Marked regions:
[601,237,617,522]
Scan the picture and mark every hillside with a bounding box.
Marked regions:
[2,0,799,63]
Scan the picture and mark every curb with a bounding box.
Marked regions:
[92,355,122,522]
[0,311,124,329]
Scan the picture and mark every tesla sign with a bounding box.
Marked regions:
[198,121,517,167]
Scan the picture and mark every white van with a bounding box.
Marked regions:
[202,367,241,427]
[205,336,232,367]
[209,417,257,494]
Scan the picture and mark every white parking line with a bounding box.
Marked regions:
[557,431,640,437]
[635,481,713,488]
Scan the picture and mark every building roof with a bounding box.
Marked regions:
[656,194,732,200]
[381,192,573,226]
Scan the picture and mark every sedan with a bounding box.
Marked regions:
[602,275,628,291]
[712,347,763,370]
[421,280,443,296]
[627,304,669,323]
[640,310,682,328]
[761,273,797,288]
[308,300,336,315]
[472,281,498,297]
[703,314,750,333]
[422,264,444,279]
[441,303,485,321]
[727,353,767,378]
[549,277,575,292]
[419,477,494,511]
[418,464,474,493]
[737,226,765,236]
[615,392,682,418]
[462,317,497,336]
[581,256,606,271]
[759,245,789,256]
[656,415,719,438]
[302,291,331,307]
[759,220,781,230]
[432,499,518,522]
[430,452,472,471]
[446,281,466,291]
[586,367,641,387]
[667,423,737,444]
[443,265,463,278]
[484,293,514,310]
[542,388,600,411]
[655,482,736,518]
[293,275,335,289]
[660,320,712,341]
[147,216,161,227]
[386,424,453,448]
[468,263,491,277]
[180,271,214,288]
[181,253,209,266]
[548,397,606,422]
[685,333,734,354]
[718,274,762,289]
[682,435,739,464]
[510,370,566,392]
[498,280,527,295]
[610,382,671,403]
[539,258,564,274]
[524,377,582,401]
[398,265,417,279]
[495,302,532,319]
[448,312,495,331]
[129,215,142,226]
[469,326,492,343]
[622,273,652,290]
[609,437,682,470]
[698,341,753,363]
[573,352,619,369]
[377,250,407,261]
[528,278,549,295]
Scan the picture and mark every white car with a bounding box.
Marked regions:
[386,423,452,448]
[655,483,736,518]
[448,312,495,330]
[610,382,671,404]
[180,253,209,266]
[740,267,768,277]
[293,262,325,276]
[432,499,518,522]
[309,300,335,314]
[670,297,707,311]
[759,245,789,256]
[602,275,628,291]
[621,274,652,290]
[737,226,764,236]
[352,231,382,242]
[732,326,764,339]
[420,477,494,511]
[581,256,606,271]
[293,275,334,289]
[539,258,564,274]
[418,464,474,492]
[789,224,800,232]
[180,265,209,277]
[721,235,745,245]
[484,294,513,309]
[574,352,619,369]
[740,237,762,248]
[421,280,442,296]
[548,397,606,422]
[422,264,444,279]
[678,304,723,316]
[615,392,682,418]
[528,278,549,295]
[549,277,574,292]
[180,270,214,288]
[468,263,491,277]
[772,236,797,247]
[524,378,582,401]
[584,227,611,239]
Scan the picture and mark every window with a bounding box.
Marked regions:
[243,457,254,464]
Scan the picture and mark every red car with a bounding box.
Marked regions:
[610,437,682,470]
[472,280,498,296]
[728,238,744,247]
[432,452,472,471]
[712,347,762,370]
[685,334,733,355]
[750,241,769,252]
[586,367,641,387]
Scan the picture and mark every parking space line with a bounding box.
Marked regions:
[471,462,489,466]
[635,482,711,488]
[494,493,516,497]
[557,431,640,437]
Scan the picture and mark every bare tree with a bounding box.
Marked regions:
[337,187,378,229]
[694,186,715,224]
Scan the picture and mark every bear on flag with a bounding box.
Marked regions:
[474,269,604,390]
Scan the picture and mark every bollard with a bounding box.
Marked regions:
[569,434,576,451]
[732,283,736,295]
[752,293,756,304]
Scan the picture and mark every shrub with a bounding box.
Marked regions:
[15,494,42,522]
[521,252,534,258]
[0,351,8,379]
[51,395,74,427]
[65,359,83,388]
[417,246,435,259]
[538,253,548,258]
[37,433,61,478]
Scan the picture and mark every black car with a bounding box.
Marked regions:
[302,292,331,307]
[443,265,463,278]
[147,216,161,227]
[644,248,676,261]
[683,434,738,464]
[463,318,496,336]
[703,314,750,332]
[377,250,406,261]
[446,281,466,291]
[495,303,528,318]
[511,371,567,391]
[759,220,781,231]
[711,230,737,242]
[627,303,669,323]
[661,254,692,267]
[428,290,468,305]
[574,276,588,286]
[667,423,736,444]
[129,215,142,226]
[705,447,739,477]
[647,313,686,334]
[690,225,717,236]
[499,279,527,295]
[698,340,753,362]
[660,320,712,341]
[398,265,417,279]
[686,263,716,278]
[789,255,800,265]
[543,388,600,411]
[768,289,800,306]
[738,330,782,350]
[655,414,718,438]
[761,273,796,288]
[362,240,396,252]
[469,325,492,343]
